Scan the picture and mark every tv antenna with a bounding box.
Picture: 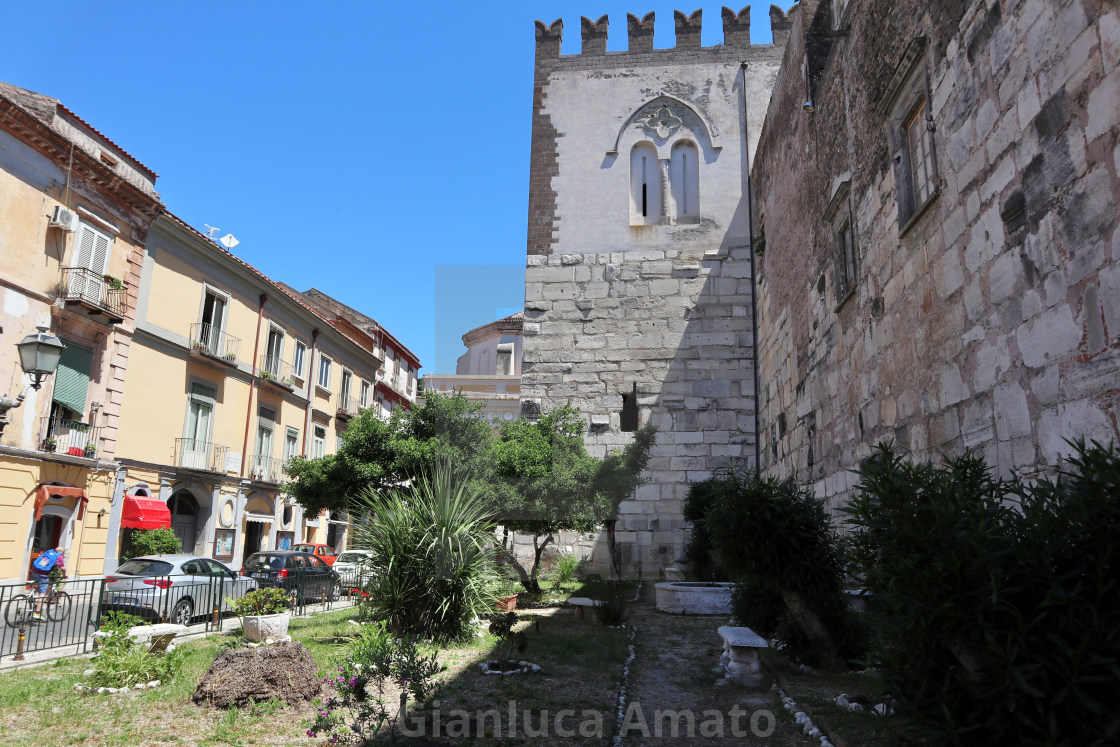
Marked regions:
[219,233,240,250]
[204,224,220,237]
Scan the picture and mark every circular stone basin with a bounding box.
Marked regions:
[655,582,733,615]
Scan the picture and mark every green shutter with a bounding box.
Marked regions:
[53,341,93,415]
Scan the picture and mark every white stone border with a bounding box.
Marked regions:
[479,660,542,675]
[610,625,638,747]
[773,683,834,747]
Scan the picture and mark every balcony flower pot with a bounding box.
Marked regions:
[41,439,57,453]
[242,612,291,642]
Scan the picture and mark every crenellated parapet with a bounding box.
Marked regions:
[534,18,563,58]
[535,6,798,57]
[674,9,703,48]
[768,4,793,46]
[627,12,656,52]
[581,14,609,55]
[721,6,751,48]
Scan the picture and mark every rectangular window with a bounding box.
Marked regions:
[284,427,299,463]
[264,327,284,377]
[199,288,227,356]
[67,223,113,304]
[906,99,935,207]
[254,407,275,458]
[360,380,371,408]
[340,369,352,404]
[312,425,326,458]
[52,340,93,416]
[293,341,307,379]
[837,220,857,298]
[317,355,332,391]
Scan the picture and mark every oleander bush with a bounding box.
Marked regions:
[844,439,1120,745]
[700,466,865,668]
[120,527,182,561]
[682,475,727,581]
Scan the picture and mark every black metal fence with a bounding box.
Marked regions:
[0,577,103,660]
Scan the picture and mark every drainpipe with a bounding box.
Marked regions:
[240,293,267,478]
[741,61,763,472]
[302,328,319,457]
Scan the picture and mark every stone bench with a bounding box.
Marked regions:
[566,597,604,620]
[718,626,769,687]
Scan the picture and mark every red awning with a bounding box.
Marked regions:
[34,485,88,521]
[120,497,172,530]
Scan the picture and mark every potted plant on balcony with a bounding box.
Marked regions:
[259,369,273,380]
[229,587,291,642]
[83,441,97,458]
[225,352,237,363]
[102,274,124,291]
[41,437,57,453]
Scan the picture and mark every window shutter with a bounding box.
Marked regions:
[53,341,93,415]
[190,383,217,407]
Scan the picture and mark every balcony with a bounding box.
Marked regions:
[257,355,296,392]
[173,438,229,473]
[188,323,240,367]
[248,454,286,484]
[39,416,101,459]
[336,395,359,420]
[58,267,126,323]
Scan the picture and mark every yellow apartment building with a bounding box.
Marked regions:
[111,214,386,571]
[0,82,162,582]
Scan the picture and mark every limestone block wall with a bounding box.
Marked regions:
[521,10,786,575]
[752,0,1120,517]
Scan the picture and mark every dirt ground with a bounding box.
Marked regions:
[617,585,810,746]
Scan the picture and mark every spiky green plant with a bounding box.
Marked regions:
[350,461,497,640]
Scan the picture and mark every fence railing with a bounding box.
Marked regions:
[336,395,360,419]
[189,322,240,363]
[257,355,295,388]
[38,416,101,459]
[249,454,286,484]
[58,267,126,319]
[174,438,229,473]
[1,577,102,659]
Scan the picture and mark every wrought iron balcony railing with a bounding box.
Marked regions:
[337,395,360,419]
[249,454,286,484]
[257,355,295,388]
[174,438,229,473]
[189,323,240,364]
[39,416,101,459]
[58,267,125,321]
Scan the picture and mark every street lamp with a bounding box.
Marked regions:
[0,325,65,437]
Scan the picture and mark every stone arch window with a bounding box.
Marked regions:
[630,142,661,226]
[670,140,700,222]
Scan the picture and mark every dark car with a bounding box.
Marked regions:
[242,551,341,603]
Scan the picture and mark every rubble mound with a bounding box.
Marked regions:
[192,641,320,709]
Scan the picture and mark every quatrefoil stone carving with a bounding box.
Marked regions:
[639,105,683,139]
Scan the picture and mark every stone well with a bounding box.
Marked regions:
[654,582,733,614]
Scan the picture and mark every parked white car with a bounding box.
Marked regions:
[101,554,258,625]
[332,550,374,591]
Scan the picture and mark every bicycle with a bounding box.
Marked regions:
[3,582,71,627]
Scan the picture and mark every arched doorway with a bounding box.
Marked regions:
[168,490,199,552]
[26,481,79,579]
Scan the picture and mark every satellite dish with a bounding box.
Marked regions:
[219,233,240,249]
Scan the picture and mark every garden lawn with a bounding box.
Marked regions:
[0,596,629,746]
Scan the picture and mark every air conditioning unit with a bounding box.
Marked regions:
[50,206,79,232]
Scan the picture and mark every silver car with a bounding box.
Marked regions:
[101,554,258,626]
[332,549,374,591]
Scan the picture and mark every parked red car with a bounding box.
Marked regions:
[292,543,338,566]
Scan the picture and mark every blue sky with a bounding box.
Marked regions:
[1,2,775,373]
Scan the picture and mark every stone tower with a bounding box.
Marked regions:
[520,7,790,576]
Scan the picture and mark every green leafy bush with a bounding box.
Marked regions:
[229,587,290,616]
[552,553,582,588]
[844,439,1120,745]
[701,467,863,668]
[121,527,182,560]
[351,461,496,640]
[306,622,441,742]
[682,475,730,581]
[594,581,629,626]
[91,611,182,688]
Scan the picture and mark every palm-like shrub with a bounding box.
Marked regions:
[351,462,496,640]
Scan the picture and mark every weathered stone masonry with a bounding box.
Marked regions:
[752,0,1120,516]
[520,9,787,575]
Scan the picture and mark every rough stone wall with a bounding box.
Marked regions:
[752,0,1120,517]
[521,11,785,576]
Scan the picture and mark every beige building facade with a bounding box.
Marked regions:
[425,311,523,426]
[0,81,161,581]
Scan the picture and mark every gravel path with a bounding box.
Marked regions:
[617,585,810,746]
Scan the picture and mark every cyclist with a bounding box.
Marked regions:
[29,546,65,622]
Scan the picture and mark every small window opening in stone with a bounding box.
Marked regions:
[641,156,648,217]
[620,384,638,432]
[99,151,118,167]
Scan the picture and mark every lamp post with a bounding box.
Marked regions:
[0,325,65,438]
